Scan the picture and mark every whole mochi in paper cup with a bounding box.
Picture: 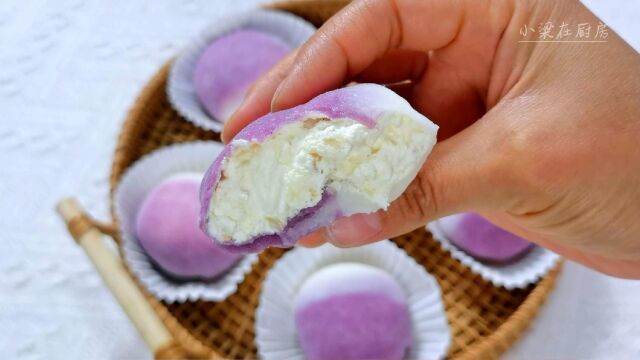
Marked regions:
[194,29,290,122]
[168,10,316,131]
[135,174,243,279]
[436,212,534,264]
[294,263,412,360]
[199,83,439,253]
[427,213,561,289]
[255,241,451,360]
[114,141,257,302]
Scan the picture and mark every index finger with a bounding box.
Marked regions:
[222,0,465,141]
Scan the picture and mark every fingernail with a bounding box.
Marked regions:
[221,114,237,143]
[220,115,236,144]
[222,99,248,144]
[220,129,229,144]
[271,82,286,111]
[297,231,326,248]
[324,212,383,247]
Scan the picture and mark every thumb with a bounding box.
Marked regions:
[298,111,517,248]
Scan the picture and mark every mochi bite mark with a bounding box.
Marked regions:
[200,84,438,252]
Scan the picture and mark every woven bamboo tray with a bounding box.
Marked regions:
[59,1,563,359]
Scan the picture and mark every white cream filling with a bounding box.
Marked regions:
[208,112,433,244]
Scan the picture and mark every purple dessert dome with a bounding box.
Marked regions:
[135,174,243,279]
[437,212,535,264]
[294,263,413,360]
[193,29,290,122]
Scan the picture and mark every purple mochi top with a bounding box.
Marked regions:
[193,29,290,122]
[199,84,425,253]
[294,264,412,360]
[439,213,535,264]
[136,176,242,279]
[296,293,412,360]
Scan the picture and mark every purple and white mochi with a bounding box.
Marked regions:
[294,263,412,360]
[436,213,535,264]
[135,174,243,279]
[200,83,438,252]
[194,29,290,122]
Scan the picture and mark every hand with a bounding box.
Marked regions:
[222,0,640,278]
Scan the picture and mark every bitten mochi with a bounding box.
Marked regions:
[193,29,290,122]
[437,213,535,264]
[294,263,412,360]
[200,84,438,252]
[135,174,242,279]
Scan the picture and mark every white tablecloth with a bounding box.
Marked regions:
[0,1,638,359]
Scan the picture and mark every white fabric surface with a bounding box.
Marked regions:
[0,0,637,359]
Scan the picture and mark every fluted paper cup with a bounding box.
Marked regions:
[427,215,560,290]
[256,241,451,360]
[114,141,257,302]
[168,9,315,131]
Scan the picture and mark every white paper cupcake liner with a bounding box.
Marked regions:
[426,216,560,290]
[114,141,258,303]
[256,241,451,360]
[168,9,316,132]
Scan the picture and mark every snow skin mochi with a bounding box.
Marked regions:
[436,213,535,264]
[136,174,243,279]
[199,84,439,252]
[194,29,290,122]
[294,263,412,360]
[168,10,315,132]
